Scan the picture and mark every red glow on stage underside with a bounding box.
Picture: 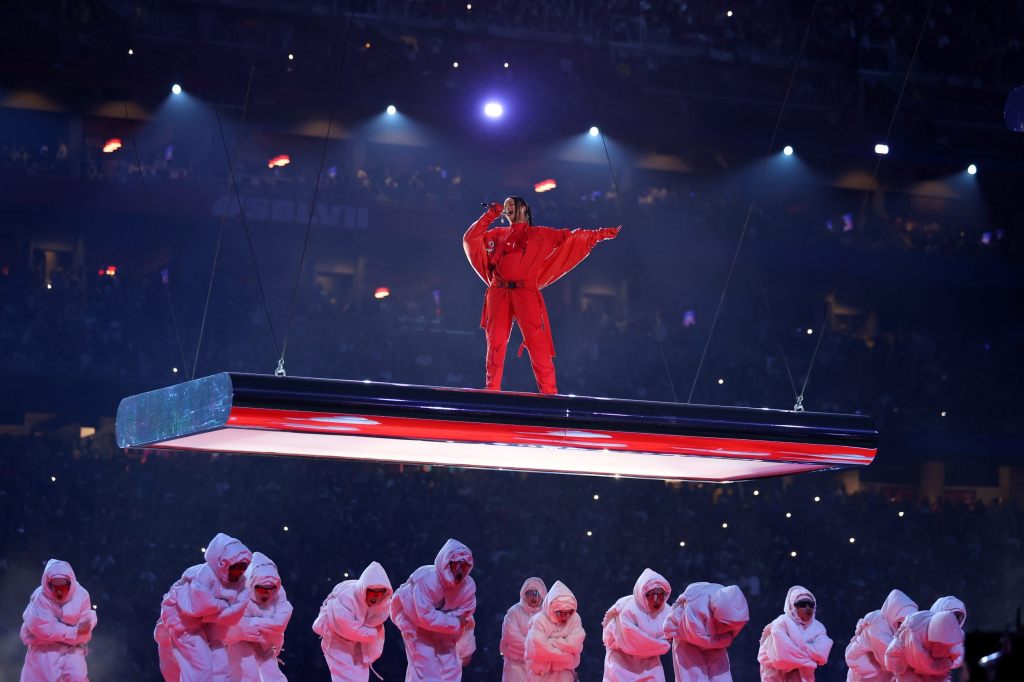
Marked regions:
[129,406,878,481]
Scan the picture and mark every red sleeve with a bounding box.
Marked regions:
[533,226,617,289]
[463,205,502,284]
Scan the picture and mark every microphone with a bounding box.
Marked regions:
[480,202,491,209]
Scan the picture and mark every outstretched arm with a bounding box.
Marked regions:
[534,225,620,247]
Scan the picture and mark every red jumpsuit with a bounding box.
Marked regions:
[463,203,620,394]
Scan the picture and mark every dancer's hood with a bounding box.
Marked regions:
[785,585,817,625]
[519,577,548,614]
[41,559,78,603]
[544,580,578,620]
[710,584,749,627]
[632,568,671,614]
[881,589,917,631]
[205,533,252,584]
[434,538,473,588]
[930,596,966,628]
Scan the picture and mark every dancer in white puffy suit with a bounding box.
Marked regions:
[313,561,393,682]
[663,582,749,682]
[757,585,833,682]
[224,552,293,681]
[501,577,548,682]
[525,580,586,681]
[20,559,97,682]
[155,533,252,681]
[391,539,477,681]
[928,597,966,672]
[884,610,964,682]
[602,568,673,681]
[845,589,918,682]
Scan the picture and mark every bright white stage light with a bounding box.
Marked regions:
[806,328,813,335]
[586,530,593,536]
[386,105,397,116]
[785,512,792,518]
[814,495,821,502]
[484,101,504,118]
[283,525,289,531]
[503,62,509,68]
[171,83,182,95]
[128,49,134,55]
[849,537,856,543]
[967,164,977,175]
[452,61,459,69]
[593,494,599,500]
[288,53,294,61]
[753,489,760,496]
[679,541,686,547]
[790,550,798,557]
[783,145,794,156]
[589,126,600,137]
[721,522,728,529]
[874,143,889,155]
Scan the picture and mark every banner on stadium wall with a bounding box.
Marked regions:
[211,194,369,230]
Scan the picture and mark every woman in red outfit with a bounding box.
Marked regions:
[463,196,620,394]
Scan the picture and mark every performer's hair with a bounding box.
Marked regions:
[508,196,533,225]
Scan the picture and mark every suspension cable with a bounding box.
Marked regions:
[275,13,353,378]
[119,99,191,380]
[797,0,935,411]
[686,0,822,404]
[191,54,259,379]
[212,105,282,362]
[600,132,680,402]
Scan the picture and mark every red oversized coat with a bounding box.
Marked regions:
[463,204,616,357]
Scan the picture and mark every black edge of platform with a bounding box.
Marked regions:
[223,373,878,449]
